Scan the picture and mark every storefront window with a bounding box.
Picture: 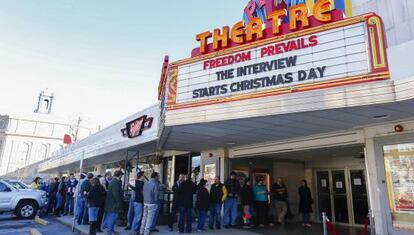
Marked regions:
[190,153,201,183]
[204,163,216,187]
[383,143,414,232]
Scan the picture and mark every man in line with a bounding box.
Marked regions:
[79,173,94,225]
[75,173,87,224]
[168,174,185,232]
[140,172,160,235]
[209,176,227,230]
[177,175,197,234]
[130,171,145,235]
[272,177,288,225]
[55,176,67,217]
[224,172,241,228]
[64,173,78,216]
[104,170,124,235]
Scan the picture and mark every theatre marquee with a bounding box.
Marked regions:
[161,2,389,111]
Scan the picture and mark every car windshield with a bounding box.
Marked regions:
[6,181,29,189]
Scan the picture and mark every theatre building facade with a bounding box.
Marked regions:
[17,1,414,235]
[158,0,414,234]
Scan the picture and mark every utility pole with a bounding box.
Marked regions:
[74,116,82,142]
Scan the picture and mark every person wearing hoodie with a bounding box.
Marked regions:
[140,172,160,235]
[196,179,209,232]
[87,177,106,235]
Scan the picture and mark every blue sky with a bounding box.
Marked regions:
[0,0,246,127]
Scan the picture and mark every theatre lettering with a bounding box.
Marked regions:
[161,0,389,110]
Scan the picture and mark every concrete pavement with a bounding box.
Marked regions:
[55,215,363,235]
[0,213,78,235]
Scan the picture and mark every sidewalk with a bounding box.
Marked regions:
[55,215,259,235]
[55,215,362,235]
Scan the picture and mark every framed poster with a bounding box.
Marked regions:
[383,143,414,232]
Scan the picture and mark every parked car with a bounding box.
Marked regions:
[0,179,48,219]
[4,180,29,190]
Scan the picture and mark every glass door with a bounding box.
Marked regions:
[349,169,369,225]
[317,171,332,221]
[332,170,349,224]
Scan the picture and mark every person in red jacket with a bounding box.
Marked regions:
[196,179,209,232]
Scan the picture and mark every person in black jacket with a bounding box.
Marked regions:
[87,177,106,235]
[196,179,209,232]
[95,175,106,233]
[224,172,241,228]
[272,177,288,224]
[55,177,65,217]
[240,178,254,227]
[177,175,197,234]
[298,180,313,228]
[168,174,185,232]
[130,171,145,234]
[209,176,227,230]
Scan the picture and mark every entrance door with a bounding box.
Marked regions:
[316,171,332,220]
[332,170,349,223]
[316,169,369,226]
[349,170,369,225]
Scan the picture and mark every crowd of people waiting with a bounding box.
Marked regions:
[29,170,314,235]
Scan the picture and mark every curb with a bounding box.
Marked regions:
[54,218,88,235]
[35,216,49,226]
[30,228,42,235]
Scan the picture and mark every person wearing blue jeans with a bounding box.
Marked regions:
[130,172,145,233]
[104,170,124,235]
[178,207,193,233]
[87,178,106,235]
[209,176,227,230]
[224,172,241,228]
[125,193,135,230]
[196,179,209,232]
[177,175,197,234]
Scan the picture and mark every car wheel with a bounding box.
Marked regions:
[15,200,38,219]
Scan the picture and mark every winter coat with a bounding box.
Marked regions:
[272,183,288,201]
[196,187,209,211]
[177,180,197,208]
[298,186,313,213]
[143,179,160,204]
[225,178,241,198]
[209,183,227,203]
[131,180,144,203]
[66,178,78,196]
[240,184,254,205]
[104,178,124,213]
[80,180,92,198]
[87,184,106,207]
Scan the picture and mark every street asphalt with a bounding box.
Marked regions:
[0,213,79,235]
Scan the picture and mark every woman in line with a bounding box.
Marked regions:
[196,179,209,232]
[240,178,254,228]
[87,177,106,235]
[253,177,269,227]
[298,180,313,228]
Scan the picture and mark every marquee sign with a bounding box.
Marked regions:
[162,1,389,111]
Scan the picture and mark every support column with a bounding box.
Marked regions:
[365,138,387,235]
